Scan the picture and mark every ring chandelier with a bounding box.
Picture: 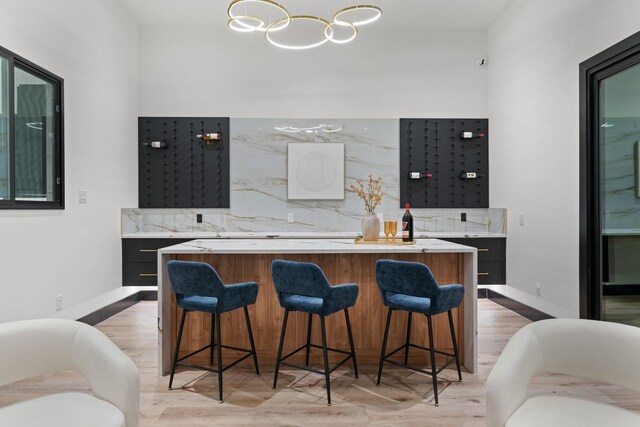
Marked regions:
[227,1,381,50]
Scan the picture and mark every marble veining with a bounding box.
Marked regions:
[123,119,507,236]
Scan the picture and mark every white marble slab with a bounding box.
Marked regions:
[157,238,478,375]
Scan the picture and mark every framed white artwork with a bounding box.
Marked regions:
[287,143,345,200]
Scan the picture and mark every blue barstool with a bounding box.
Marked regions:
[375,259,464,406]
[167,260,260,403]
[271,260,359,406]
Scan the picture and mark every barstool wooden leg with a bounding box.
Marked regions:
[272,309,289,390]
[320,315,332,406]
[426,315,439,406]
[448,310,462,381]
[244,307,260,376]
[215,313,223,403]
[169,309,187,390]
[305,313,313,366]
[344,309,358,379]
[404,312,413,365]
[209,314,215,366]
[376,307,393,386]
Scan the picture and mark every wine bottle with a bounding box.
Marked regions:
[461,131,486,139]
[402,203,414,242]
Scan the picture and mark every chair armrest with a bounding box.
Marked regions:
[222,282,259,308]
[486,325,543,427]
[430,284,464,314]
[72,323,140,427]
[323,283,359,314]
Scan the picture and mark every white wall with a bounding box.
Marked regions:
[0,0,139,322]
[488,0,640,317]
[139,27,487,118]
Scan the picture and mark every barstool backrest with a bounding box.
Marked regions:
[375,259,439,298]
[271,260,331,300]
[168,260,225,299]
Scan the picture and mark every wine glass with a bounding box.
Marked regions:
[384,221,391,242]
[390,221,398,242]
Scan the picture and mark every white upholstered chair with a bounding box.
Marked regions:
[486,318,640,427]
[0,318,139,427]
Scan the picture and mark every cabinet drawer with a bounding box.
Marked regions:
[123,262,158,286]
[123,238,189,263]
[444,238,505,262]
[477,261,505,284]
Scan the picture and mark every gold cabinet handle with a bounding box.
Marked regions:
[139,249,158,253]
[478,248,490,252]
[139,273,158,277]
[478,272,490,276]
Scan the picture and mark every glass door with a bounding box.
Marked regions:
[600,61,640,326]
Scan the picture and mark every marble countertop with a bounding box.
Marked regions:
[124,231,506,239]
[158,238,477,255]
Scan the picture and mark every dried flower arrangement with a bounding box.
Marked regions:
[351,175,384,213]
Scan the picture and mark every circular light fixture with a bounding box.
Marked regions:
[228,16,265,32]
[325,21,357,44]
[266,16,332,51]
[227,1,380,50]
[227,0,290,32]
[333,5,382,27]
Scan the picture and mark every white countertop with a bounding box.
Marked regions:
[158,238,477,255]
[124,231,506,239]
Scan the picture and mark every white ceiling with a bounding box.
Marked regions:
[115,0,515,29]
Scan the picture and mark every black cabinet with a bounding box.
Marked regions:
[441,237,506,285]
[122,238,190,286]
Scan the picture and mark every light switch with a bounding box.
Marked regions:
[287,213,294,223]
[78,190,88,204]
[519,213,525,226]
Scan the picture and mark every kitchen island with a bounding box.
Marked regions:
[157,238,478,375]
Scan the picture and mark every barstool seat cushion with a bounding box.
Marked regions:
[279,283,358,315]
[178,295,218,313]
[177,282,258,314]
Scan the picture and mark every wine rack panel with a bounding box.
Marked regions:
[138,117,230,208]
[399,118,489,208]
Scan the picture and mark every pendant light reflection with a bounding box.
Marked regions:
[274,124,343,133]
[227,1,381,49]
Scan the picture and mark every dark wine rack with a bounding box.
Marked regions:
[138,117,230,208]
[399,118,489,208]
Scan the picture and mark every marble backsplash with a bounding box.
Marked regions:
[123,118,507,235]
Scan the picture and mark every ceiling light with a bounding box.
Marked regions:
[227,1,381,49]
[227,0,290,32]
[333,5,382,26]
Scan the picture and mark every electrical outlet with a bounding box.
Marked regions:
[196,214,203,223]
[78,190,88,204]
[287,213,294,223]
[56,295,63,311]
[535,282,541,296]
[519,213,525,226]
[461,212,467,222]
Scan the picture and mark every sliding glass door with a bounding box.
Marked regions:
[581,31,640,323]
[600,62,640,325]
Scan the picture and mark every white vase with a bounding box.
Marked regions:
[361,212,381,241]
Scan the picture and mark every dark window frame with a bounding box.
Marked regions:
[0,44,64,210]
[579,30,640,319]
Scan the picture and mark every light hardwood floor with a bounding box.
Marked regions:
[1,300,639,426]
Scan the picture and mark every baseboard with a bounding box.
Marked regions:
[478,288,553,322]
[78,290,157,326]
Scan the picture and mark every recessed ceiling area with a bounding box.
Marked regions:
[114,0,516,29]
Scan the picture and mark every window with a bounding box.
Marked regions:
[0,45,63,209]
